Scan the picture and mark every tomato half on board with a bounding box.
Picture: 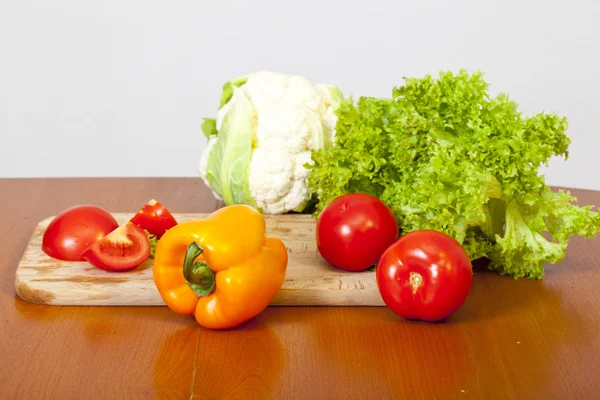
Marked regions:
[376,230,473,322]
[42,205,119,261]
[82,222,151,271]
[129,199,177,239]
[316,193,399,272]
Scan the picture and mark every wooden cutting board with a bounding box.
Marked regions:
[14,213,385,307]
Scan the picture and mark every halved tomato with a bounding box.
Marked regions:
[82,222,150,271]
[42,205,119,261]
[129,199,177,239]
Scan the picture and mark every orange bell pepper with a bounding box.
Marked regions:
[153,204,288,330]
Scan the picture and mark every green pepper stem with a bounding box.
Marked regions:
[183,242,215,297]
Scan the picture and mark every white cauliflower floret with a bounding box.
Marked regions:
[199,71,343,214]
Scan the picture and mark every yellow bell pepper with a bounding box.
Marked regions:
[153,204,288,330]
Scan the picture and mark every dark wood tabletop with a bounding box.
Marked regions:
[1,178,599,399]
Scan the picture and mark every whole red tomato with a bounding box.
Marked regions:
[316,193,398,272]
[42,205,119,261]
[376,230,472,322]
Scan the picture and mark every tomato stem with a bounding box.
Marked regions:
[409,271,423,293]
[183,242,215,297]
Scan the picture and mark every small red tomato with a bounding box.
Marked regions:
[82,222,150,272]
[376,230,472,322]
[42,205,119,261]
[316,193,398,272]
[129,199,178,239]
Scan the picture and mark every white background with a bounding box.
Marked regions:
[1,0,599,190]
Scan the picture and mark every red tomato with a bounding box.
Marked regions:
[82,222,150,272]
[316,193,399,272]
[129,199,177,239]
[376,230,472,322]
[42,205,119,261]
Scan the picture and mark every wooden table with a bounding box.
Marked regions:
[1,178,599,399]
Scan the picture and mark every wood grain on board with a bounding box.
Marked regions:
[14,213,385,307]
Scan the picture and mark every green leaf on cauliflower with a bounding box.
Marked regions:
[308,69,600,279]
[201,118,217,139]
[219,75,249,108]
[204,88,258,208]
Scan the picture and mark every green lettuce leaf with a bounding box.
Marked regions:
[308,70,600,279]
[145,230,157,259]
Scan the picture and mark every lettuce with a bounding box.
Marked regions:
[308,70,600,279]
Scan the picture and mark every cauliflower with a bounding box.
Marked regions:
[198,71,343,214]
